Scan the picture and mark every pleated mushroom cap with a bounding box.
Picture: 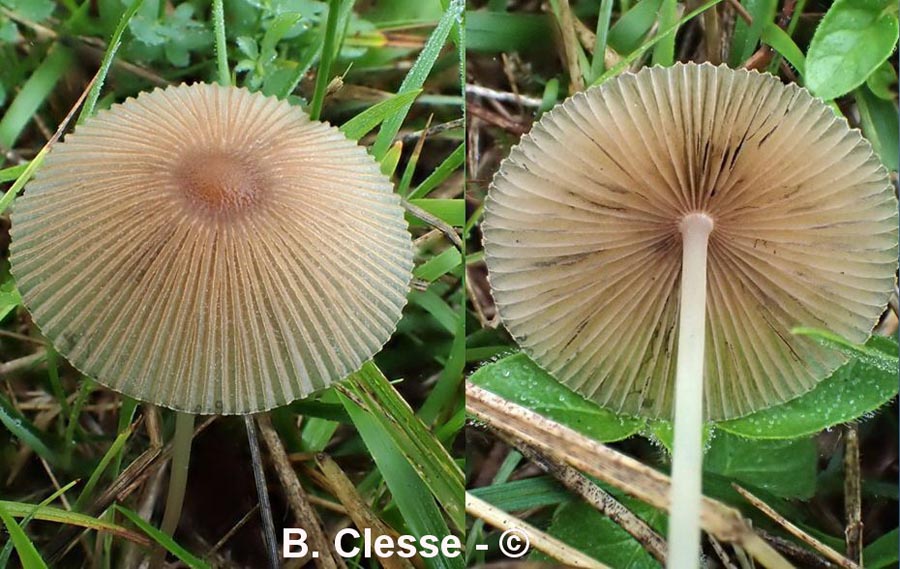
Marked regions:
[483,62,898,420]
[10,83,414,415]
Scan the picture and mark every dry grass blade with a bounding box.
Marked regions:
[843,424,863,564]
[549,0,585,92]
[256,414,343,569]
[732,484,859,569]
[467,383,794,569]
[466,493,609,568]
[316,453,415,569]
[708,535,741,569]
[511,439,667,564]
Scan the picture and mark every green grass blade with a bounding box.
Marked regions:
[465,11,549,53]
[345,362,464,531]
[408,142,464,199]
[0,501,145,543]
[0,481,78,566]
[77,0,144,123]
[299,390,343,452]
[406,198,464,227]
[590,0,614,80]
[0,502,48,569]
[760,22,806,77]
[408,289,458,333]
[63,379,93,467]
[340,89,422,141]
[0,164,27,183]
[372,0,464,160]
[309,0,345,119]
[212,0,229,86]
[592,0,725,86]
[73,422,136,511]
[413,247,462,282]
[606,0,662,54]
[380,140,403,177]
[0,152,46,215]
[0,45,72,149]
[652,0,678,65]
[417,306,465,425]
[728,0,776,67]
[116,506,210,569]
[0,391,60,467]
[339,386,463,569]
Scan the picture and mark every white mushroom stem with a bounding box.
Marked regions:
[160,413,195,537]
[667,212,714,569]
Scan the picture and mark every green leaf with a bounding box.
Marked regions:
[705,431,817,499]
[593,0,725,86]
[0,501,47,569]
[339,89,422,141]
[863,528,899,569]
[0,18,19,44]
[116,506,210,569]
[855,84,899,170]
[299,390,343,452]
[866,58,898,99]
[0,276,20,321]
[720,335,898,439]
[73,422,136,511]
[235,36,258,59]
[793,328,897,373]
[806,0,899,100]
[536,499,663,569]
[0,0,54,22]
[468,353,645,443]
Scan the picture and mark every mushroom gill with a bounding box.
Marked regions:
[483,62,898,421]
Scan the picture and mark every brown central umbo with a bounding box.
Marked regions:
[173,149,267,214]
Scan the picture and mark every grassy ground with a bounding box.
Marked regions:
[465,0,899,568]
[0,0,465,568]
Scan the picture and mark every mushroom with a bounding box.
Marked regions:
[10,83,413,547]
[10,82,414,415]
[482,62,897,567]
